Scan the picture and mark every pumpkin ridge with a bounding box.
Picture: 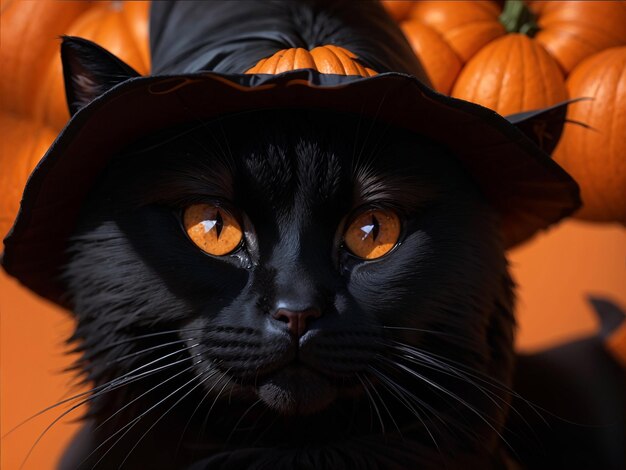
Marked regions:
[269,53,281,74]
[613,55,626,154]
[252,58,267,73]
[324,45,372,75]
[519,35,526,111]
[462,56,481,104]
[607,57,625,204]
[293,47,314,70]
[492,36,515,114]
[276,48,296,74]
[452,21,505,63]
[425,20,462,57]
[326,44,356,59]
[312,46,345,74]
[332,46,349,75]
[596,75,616,215]
[244,45,375,76]
[584,66,606,213]
[529,35,544,105]
[329,46,356,74]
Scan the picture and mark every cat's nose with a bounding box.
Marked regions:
[272,308,322,338]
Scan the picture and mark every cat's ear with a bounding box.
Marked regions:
[505,99,590,156]
[61,36,141,116]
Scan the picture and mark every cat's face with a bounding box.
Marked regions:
[62,109,515,465]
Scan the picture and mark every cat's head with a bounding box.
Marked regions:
[62,104,515,451]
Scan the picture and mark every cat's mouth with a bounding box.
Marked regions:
[196,327,380,415]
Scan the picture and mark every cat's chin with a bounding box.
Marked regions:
[257,366,337,416]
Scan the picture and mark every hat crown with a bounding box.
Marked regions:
[149,0,430,84]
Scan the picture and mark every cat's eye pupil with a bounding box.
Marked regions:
[371,215,380,241]
[215,210,224,238]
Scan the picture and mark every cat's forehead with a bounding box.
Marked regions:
[113,109,463,218]
[236,132,345,211]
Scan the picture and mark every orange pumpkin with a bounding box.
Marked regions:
[38,1,151,130]
[553,47,626,224]
[245,45,377,76]
[0,0,151,238]
[452,33,567,116]
[400,21,461,94]
[533,1,626,74]
[380,0,415,22]
[0,0,92,117]
[525,1,548,15]
[407,1,505,64]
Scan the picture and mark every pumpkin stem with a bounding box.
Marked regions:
[499,0,539,37]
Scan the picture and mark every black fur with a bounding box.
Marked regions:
[60,108,516,469]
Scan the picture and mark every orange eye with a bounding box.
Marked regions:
[183,203,243,256]
[344,209,401,260]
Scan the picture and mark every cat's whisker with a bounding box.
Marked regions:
[16,349,202,470]
[84,359,206,470]
[391,342,509,388]
[374,358,499,456]
[116,122,210,158]
[102,338,194,366]
[390,341,549,427]
[367,365,445,462]
[357,372,376,434]
[175,367,223,456]
[199,368,233,436]
[363,373,403,438]
[243,398,272,445]
[5,344,200,440]
[369,364,448,432]
[249,407,279,448]
[376,356,501,442]
[352,84,393,176]
[356,373,386,435]
[391,351,506,412]
[78,337,196,380]
[117,366,217,469]
[382,358,515,453]
[93,362,201,433]
[388,347,546,448]
[74,327,208,361]
[350,103,365,175]
[381,325,482,346]
[226,398,264,444]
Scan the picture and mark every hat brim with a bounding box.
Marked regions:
[2,70,580,307]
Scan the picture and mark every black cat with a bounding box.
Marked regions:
[7,2,621,470]
[57,108,515,469]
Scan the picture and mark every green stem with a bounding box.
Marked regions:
[499,0,540,37]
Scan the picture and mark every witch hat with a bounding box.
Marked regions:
[1,0,579,307]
